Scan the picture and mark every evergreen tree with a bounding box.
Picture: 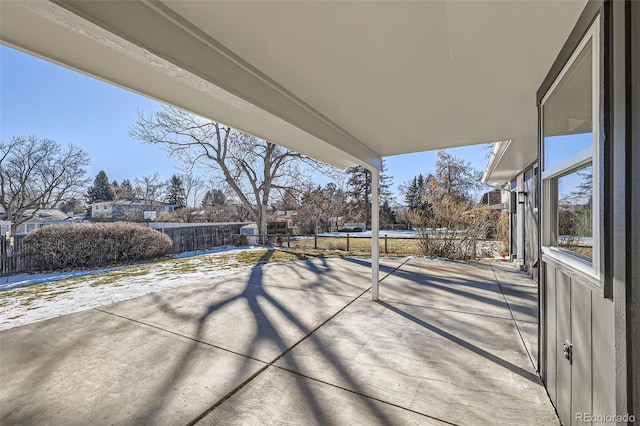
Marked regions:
[345,165,371,226]
[405,176,420,211]
[379,165,393,203]
[201,189,226,207]
[59,197,84,215]
[201,191,213,207]
[87,170,114,203]
[380,200,397,226]
[117,179,134,199]
[110,180,122,199]
[166,174,186,208]
[345,160,393,229]
[274,190,299,211]
[405,174,431,212]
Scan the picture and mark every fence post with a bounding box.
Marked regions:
[314,233,317,249]
[384,234,388,254]
[287,232,290,248]
[346,233,350,252]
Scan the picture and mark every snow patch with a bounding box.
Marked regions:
[0,247,268,331]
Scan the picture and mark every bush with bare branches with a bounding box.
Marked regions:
[410,199,491,260]
[494,211,510,256]
[24,223,172,271]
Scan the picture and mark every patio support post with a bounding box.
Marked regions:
[371,168,380,301]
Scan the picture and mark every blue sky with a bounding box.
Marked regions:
[1,45,490,202]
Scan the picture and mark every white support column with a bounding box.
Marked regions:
[516,174,525,263]
[371,169,380,301]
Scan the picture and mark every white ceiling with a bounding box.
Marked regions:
[0,0,587,179]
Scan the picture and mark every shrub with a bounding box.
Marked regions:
[232,234,248,246]
[410,199,491,260]
[494,211,510,255]
[24,222,172,271]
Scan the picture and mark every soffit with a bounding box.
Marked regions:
[163,0,586,157]
[1,0,587,171]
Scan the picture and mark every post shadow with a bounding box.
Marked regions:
[377,301,541,384]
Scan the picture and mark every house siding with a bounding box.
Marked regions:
[542,264,616,425]
[537,1,635,423]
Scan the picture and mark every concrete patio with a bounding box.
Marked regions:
[0,255,557,425]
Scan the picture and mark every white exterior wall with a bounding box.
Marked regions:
[91,203,115,218]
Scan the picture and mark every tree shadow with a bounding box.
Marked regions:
[2,254,542,424]
[343,257,537,317]
[139,251,393,424]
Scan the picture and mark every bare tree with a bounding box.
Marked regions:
[134,173,164,208]
[409,151,489,259]
[131,105,322,241]
[178,165,204,209]
[0,135,89,233]
[432,151,483,203]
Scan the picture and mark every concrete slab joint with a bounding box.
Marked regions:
[0,258,557,425]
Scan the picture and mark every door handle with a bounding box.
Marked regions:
[563,341,573,364]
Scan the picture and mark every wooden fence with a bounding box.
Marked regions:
[1,235,35,275]
[157,223,244,254]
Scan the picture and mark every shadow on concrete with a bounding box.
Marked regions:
[1,254,545,424]
[343,257,536,316]
[139,250,393,425]
[377,301,541,384]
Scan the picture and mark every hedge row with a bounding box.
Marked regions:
[24,223,172,271]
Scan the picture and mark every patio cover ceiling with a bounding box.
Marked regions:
[0,0,586,174]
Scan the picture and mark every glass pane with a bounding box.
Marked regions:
[553,164,593,260]
[543,39,592,171]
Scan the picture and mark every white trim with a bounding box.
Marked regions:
[591,21,601,278]
[541,15,601,281]
[542,246,592,277]
[371,169,380,301]
[481,140,512,185]
[541,147,591,180]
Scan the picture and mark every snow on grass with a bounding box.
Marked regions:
[0,246,328,331]
[0,246,260,292]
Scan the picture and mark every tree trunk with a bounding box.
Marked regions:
[260,203,268,246]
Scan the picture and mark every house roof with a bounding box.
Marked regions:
[21,209,69,223]
[89,199,176,208]
[0,1,586,171]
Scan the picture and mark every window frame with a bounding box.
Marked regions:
[540,15,601,283]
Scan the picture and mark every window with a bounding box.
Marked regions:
[553,165,593,259]
[541,16,600,279]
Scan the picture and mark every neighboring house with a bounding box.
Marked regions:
[274,210,297,230]
[328,216,345,232]
[483,148,539,276]
[343,223,366,232]
[11,209,73,235]
[479,189,510,211]
[90,199,177,219]
[0,220,11,236]
[240,223,259,245]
